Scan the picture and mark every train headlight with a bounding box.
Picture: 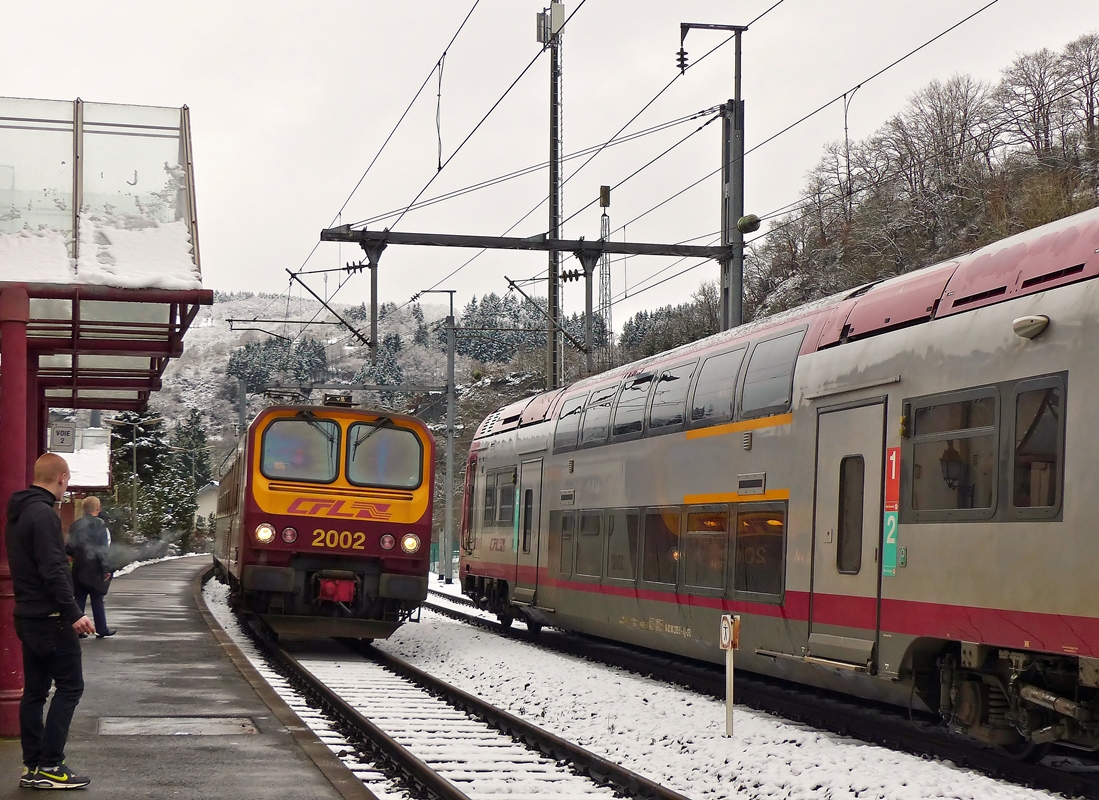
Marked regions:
[400,533,421,554]
[281,526,298,543]
[380,534,396,550]
[255,523,276,544]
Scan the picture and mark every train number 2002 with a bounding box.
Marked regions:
[311,529,367,550]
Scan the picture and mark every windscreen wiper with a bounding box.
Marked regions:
[352,416,395,459]
[296,410,336,444]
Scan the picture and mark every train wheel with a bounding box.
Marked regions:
[497,613,514,628]
[997,741,1050,762]
[526,620,543,635]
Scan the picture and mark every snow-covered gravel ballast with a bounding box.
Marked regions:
[204,574,1058,800]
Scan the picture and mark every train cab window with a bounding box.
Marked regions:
[580,387,618,447]
[347,423,423,489]
[740,329,805,418]
[649,361,697,431]
[612,375,653,438]
[837,456,864,574]
[554,394,587,452]
[483,472,497,526]
[733,505,785,600]
[691,349,745,426]
[642,508,680,584]
[604,510,639,580]
[910,393,997,513]
[497,470,516,525]
[684,510,727,591]
[1012,381,1064,511]
[575,511,604,577]
[260,417,339,483]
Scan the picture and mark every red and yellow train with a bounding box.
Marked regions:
[214,401,434,638]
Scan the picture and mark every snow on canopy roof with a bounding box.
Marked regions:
[0,96,201,291]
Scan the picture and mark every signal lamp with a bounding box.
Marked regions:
[255,523,276,544]
[380,534,396,550]
[281,527,298,543]
[401,533,421,554]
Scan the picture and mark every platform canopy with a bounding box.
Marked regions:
[0,96,212,410]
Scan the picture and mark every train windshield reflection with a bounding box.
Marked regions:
[347,422,423,489]
[261,418,340,483]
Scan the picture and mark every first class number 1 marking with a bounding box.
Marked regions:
[312,529,366,550]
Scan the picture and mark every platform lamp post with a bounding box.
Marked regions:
[412,288,457,583]
[103,416,163,537]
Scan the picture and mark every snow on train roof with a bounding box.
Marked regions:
[478,204,1099,435]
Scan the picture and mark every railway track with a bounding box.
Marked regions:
[265,631,693,800]
[423,591,1099,799]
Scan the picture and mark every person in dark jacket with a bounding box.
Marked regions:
[7,453,94,790]
[67,496,115,639]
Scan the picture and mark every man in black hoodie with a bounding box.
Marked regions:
[7,453,94,790]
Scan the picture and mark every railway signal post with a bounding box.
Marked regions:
[720,613,740,737]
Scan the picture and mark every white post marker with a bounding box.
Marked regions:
[720,613,741,737]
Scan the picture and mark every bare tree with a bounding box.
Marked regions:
[1061,33,1099,158]
[996,48,1070,158]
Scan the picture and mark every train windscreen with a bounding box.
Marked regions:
[261,418,340,483]
[347,422,424,489]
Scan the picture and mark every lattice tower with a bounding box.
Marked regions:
[597,209,613,370]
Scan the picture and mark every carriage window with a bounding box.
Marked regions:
[734,506,785,598]
[684,510,727,590]
[741,330,804,417]
[483,472,497,525]
[649,362,697,430]
[580,387,618,446]
[261,418,339,483]
[642,508,680,584]
[497,471,516,525]
[837,456,864,574]
[554,394,587,452]
[1013,386,1062,508]
[575,511,603,577]
[522,489,534,553]
[347,423,423,489]
[911,393,997,511]
[605,510,639,580]
[553,512,580,575]
[613,374,653,437]
[691,349,744,425]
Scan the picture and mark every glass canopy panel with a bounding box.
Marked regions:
[29,298,73,320]
[82,103,185,226]
[0,98,74,248]
[79,300,170,324]
[78,389,139,400]
[78,355,150,370]
[44,389,73,398]
[38,354,73,368]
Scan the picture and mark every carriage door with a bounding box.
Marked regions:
[809,401,885,670]
[513,459,543,605]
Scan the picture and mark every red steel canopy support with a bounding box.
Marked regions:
[0,287,30,735]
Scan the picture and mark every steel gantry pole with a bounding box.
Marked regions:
[540,3,565,388]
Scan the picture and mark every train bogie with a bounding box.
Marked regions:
[460,206,1099,752]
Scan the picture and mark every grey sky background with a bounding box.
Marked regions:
[2,1,1094,329]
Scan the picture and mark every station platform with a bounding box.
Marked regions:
[0,555,374,799]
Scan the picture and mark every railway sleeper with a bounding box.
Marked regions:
[935,644,1099,752]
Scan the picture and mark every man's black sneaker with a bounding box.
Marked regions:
[19,765,37,787]
[95,629,115,639]
[34,762,90,789]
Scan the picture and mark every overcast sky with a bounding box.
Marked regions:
[2,0,1095,329]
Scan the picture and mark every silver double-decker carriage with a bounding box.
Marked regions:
[459,205,1099,756]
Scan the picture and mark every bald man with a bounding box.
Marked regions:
[7,453,94,790]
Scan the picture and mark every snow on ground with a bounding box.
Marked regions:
[377,608,1059,800]
[113,554,189,577]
